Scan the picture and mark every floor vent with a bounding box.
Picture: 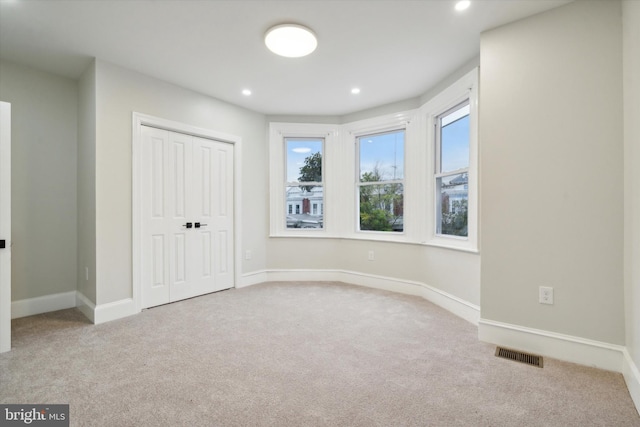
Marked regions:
[495,347,543,368]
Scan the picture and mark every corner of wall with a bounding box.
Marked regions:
[623,0,640,415]
[77,59,97,306]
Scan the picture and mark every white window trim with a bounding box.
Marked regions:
[421,68,478,252]
[268,68,478,253]
[269,123,339,237]
[345,112,416,241]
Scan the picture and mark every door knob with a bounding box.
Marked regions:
[194,223,208,228]
[183,222,193,229]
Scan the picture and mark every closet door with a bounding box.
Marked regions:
[0,101,11,353]
[197,137,234,292]
[141,126,234,309]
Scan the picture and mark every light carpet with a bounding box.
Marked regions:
[1,281,639,426]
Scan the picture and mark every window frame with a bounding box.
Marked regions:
[422,68,478,251]
[269,68,478,252]
[342,111,416,242]
[435,100,471,238]
[356,128,406,234]
[285,136,325,231]
[269,123,339,237]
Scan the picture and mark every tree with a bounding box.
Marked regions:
[298,152,322,192]
[441,199,468,236]
[359,165,403,231]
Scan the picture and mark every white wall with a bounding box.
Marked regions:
[0,60,78,301]
[267,239,480,307]
[93,60,267,305]
[623,0,640,408]
[480,1,624,344]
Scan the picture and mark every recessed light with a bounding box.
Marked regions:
[455,1,471,11]
[265,24,317,58]
[242,89,252,96]
[351,88,361,94]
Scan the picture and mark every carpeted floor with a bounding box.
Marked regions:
[1,281,639,426]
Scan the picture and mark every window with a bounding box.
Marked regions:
[357,130,405,232]
[270,68,477,249]
[285,138,324,230]
[435,101,470,237]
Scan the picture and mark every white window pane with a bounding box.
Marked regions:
[286,138,323,183]
[436,173,468,237]
[440,104,470,173]
[359,130,404,182]
[359,184,403,232]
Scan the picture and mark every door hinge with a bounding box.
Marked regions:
[0,240,5,249]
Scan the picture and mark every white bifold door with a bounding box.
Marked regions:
[141,126,234,308]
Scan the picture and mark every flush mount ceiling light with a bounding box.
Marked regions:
[265,24,317,58]
[455,0,471,11]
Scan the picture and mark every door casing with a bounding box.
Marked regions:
[132,112,242,313]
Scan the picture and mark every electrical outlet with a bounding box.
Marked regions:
[539,286,554,305]
[245,250,252,260]
[368,250,375,261]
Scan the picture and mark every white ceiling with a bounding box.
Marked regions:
[0,0,572,116]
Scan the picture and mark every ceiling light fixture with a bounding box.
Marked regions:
[455,1,471,11]
[265,24,318,58]
[242,89,252,96]
[351,88,361,95]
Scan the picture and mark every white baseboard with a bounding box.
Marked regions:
[478,318,625,372]
[76,292,137,324]
[11,291,77,319]
[245,269,480,325]
[340,270,480,325]
[94,298,137,324]
[623,349,640,413]
[237,270,269,288]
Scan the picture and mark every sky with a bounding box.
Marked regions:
[286,138,323,183]
[440,105,470,173]
[358,130,405,181]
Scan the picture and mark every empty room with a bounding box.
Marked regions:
[1,0,639,425]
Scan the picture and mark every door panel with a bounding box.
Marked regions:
[167,131,195,302]
[151,235,165,287]
[190,136,233,295]
[212,143,234,290]
[201,232,212,278]
[142,127,170,308]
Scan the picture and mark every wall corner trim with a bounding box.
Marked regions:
[478,318,625,372]
[75,291,95,323]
